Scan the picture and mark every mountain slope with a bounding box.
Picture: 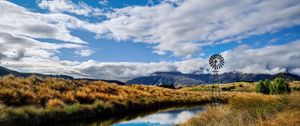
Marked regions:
[126,72,300,88]
[0,66,74,79]
[0,66,125,85]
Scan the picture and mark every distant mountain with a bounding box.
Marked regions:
[0,66,125,85]
[0,66,74,79]
[126,71,300,88]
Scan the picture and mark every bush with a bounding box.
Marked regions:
[256,78,291,95]
[270,78,291,94]
[256,80,270,94]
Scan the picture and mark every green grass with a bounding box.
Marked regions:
[180,82,256,92]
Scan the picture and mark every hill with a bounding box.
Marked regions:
[126,71,300,88]
[0,66,125,85]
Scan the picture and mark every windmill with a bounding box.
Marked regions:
[209,54,225,103]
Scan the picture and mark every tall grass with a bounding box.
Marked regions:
[181,92,300,126]
[0,75,222,125]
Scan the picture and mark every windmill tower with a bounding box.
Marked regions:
[209,54,225,103]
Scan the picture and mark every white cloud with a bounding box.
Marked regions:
[99,0,109,6]
[0,1,86,44]
[75,49,95,57]
[0,0,300,81]
[92,0,300,56]
[71,40,300,81]
[0,32,84,61]
[221,40,300,75]
[1,40,300,81]
[38,0,103,16]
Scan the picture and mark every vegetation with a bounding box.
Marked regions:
[180,82,256,92]
[180,92,300,126]
[0,75,226,125]
[0,75,299,125]
[256,80,271,94]
[256,78,291,94]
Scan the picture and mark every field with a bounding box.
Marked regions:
[0,75,225,125]
[180,81,300,126]
[0,75,299,126]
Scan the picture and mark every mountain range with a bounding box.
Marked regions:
[126,71,300,88]
[1,66,300,88]
[0,66,125,85]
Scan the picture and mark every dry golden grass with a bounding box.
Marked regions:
[46,99,65,108]
[181,81,300,92]
[261,91,300,126]
[1,75,298,125]
[0,75,219,125]
[181,92,300,126]
[180,82,256,92]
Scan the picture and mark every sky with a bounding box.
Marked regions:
[0,0,300,81]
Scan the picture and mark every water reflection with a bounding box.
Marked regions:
[50,106,204,126]
[113,107,203,126]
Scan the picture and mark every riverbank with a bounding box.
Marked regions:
[0,75,227,126]
[180,91,300,126]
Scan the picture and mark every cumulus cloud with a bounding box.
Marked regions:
[0,0,299,81]
[221,40,300,75]
[0,1,86,44]
[1,40,300,81]
[34,0,300,57]
[93,0,300,56]
[0,32,84,60]
[38,0,103,16]
[62,39,300,80]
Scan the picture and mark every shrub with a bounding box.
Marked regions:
[270,78,291,94]
[256,80,270,94]
[256,78,291,95]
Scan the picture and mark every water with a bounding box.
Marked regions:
[112,106,204,126]
[52,106,204,126]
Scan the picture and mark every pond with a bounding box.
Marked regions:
[51,106,204,126]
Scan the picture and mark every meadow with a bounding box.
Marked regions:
[0,75,299,126]
[180,81,300,126]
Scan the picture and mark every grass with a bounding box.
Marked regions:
[180,88,300,126]
[1,75,299,125]
[0,75,226,125]
[180,82,256,92]
[181,81,300,92]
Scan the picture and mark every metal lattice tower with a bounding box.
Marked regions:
[209,54,225,103]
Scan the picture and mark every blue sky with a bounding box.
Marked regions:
[0,0,300,81]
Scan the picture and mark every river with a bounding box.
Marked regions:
[51,106,204,126]
[113,106,204,126]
